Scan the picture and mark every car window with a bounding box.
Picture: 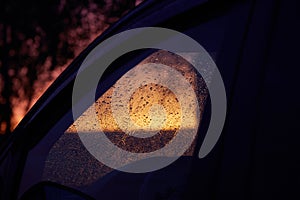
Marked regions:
[18,49,211,199]
[43,50,208,186]
[18,3,230,197]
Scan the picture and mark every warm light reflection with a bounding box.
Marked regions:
[95,81,183,134]
[67,50,204,134]
[43,50,208,187]
[128,83,181,131]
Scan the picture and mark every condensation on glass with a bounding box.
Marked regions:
[42,50,209,187]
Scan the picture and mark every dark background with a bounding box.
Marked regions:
[0,0,139,135]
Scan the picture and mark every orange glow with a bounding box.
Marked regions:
[66,50,206,134]
[11,31,102,130]
[10,1,145,131]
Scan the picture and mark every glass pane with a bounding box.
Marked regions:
[42,50,208,188]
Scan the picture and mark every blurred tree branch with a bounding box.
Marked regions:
[0,0,137,135]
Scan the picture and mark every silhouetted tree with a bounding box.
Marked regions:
[0,0,137,135]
